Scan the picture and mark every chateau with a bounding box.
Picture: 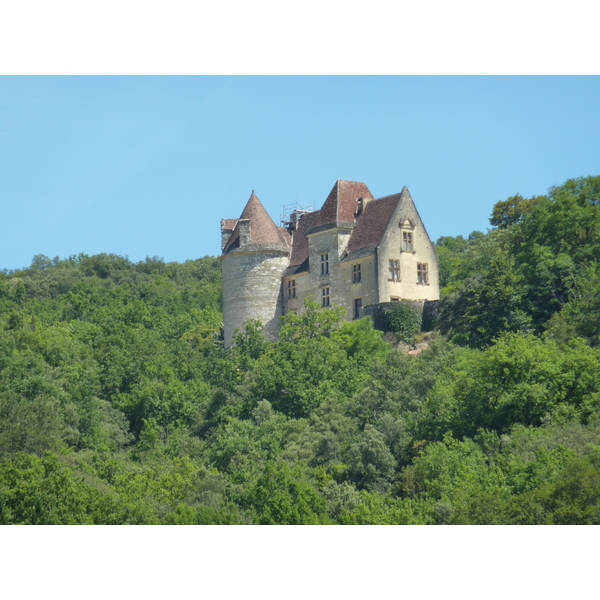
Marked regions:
[220,180,439,347]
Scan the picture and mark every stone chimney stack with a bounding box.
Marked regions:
[238,219,251,247]
[356,196,372,217]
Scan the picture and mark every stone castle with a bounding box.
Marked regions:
[220,180,439,347]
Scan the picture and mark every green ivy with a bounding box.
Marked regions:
[373,303,423,343]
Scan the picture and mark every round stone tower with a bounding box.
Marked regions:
[221,191,291,348]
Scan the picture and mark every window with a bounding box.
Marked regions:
[390,296,400,302]
[320,253,329,275]
[388,259,400,281]
[417,262,429,284]
[321,286,330,307]
[403,231,413,252]
[352,263,361,283]
[287,279,296,299]
[354,298,362,319]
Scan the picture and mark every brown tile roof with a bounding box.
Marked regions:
[222,183,418,274]
[288,209,322,269]
[319,180,374,224]
[221,219,238,231]
[223,191,290,252]
[346,193,400,253]
[278,227,292,250]
[286,180,374,270]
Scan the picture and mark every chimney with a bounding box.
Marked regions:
[221,219,236,252]
[238,219,251,246]
[356,197,372,217]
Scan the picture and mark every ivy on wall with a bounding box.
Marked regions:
[372,302,423,343]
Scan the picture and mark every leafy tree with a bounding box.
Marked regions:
[244,461,329,524]
[489,194,545,229]
[420,333,600,439]
[346,424,396,493]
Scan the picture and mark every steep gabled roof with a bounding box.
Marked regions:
[344,186,433,258]
[319,180,374,224]
[285,180,374,273]
[345,194,400,253]
[223,191,290,252]
[396,186,434,245]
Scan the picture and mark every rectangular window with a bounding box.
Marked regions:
[403,231,413,252]
[354,298,362,319]
[321,286,330,307]
[388,259,400,281]
[417,262,429,284]
[390,296,400,302]
[320,253,329,275]
[352,263,361,283]
[287,279,296,299]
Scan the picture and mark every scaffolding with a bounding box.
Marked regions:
[281,202,315,229]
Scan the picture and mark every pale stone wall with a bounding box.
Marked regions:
[307,225,353,317]
[285,254,379,321]
[378,200,439,302]
[338,255,378,320]
[222,248,289,347]
[283,270,310,314]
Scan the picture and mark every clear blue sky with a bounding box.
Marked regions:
[1,76,599,271]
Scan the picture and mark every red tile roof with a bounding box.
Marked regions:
[346,194,400,253]
[223,192,290,252]
[319,180,374,224]
[221,219,238,231]
[223,183,418,273]
[288,210,322,269]
[286,180,374,271]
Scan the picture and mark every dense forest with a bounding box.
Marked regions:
[1,175,600,525]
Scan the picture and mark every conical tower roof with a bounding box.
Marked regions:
[223,191,289,252]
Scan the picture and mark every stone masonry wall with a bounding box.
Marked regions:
[378,200,439,302]
[307,226,355,318]
[222,248,289,347]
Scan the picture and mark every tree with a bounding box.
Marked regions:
[245,461,329,524]
[420,333,600,439]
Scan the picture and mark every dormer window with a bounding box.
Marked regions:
[401,218,415,252]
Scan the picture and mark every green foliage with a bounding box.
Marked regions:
[420,333,600,439]
[398,434,509,523]
[244,461,330,524]
[437,177,600,347]
[489,194,546,229]
[346,424,396,493]
[372,302,422,342]
[2,174,600,526]
[0,452,132,525]
[332,318,390,361]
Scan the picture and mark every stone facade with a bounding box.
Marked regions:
[221,246,289,347]
[221,181,439,347]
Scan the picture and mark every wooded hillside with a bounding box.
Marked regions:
[2,175,600,524]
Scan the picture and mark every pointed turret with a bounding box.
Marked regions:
[223,191,289,253]
[220,190,291,347]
